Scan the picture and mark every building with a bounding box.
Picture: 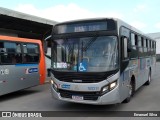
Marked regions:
[148,32,160,61]
[0,7,57,39]
[0,7,57,70]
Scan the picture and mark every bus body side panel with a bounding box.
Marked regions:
[119,59,138,102]
[119,71,130,102]
[119,56,156,103]
[119,54,155,101]
[119,58,148,102]
[118,22,156,102]
[0,64,39,96]
[0,35,46,96]
[151,56,156,77]
[134,56,156,90]
[136,58,149,89]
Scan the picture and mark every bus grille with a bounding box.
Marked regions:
[52,71,113,83]
[59,89,100,101]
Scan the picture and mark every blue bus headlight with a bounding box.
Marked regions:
[101,80,117,95]
[51,80,58,91]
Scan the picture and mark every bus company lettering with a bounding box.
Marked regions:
[61,84,71,89]
[88,86,99,91]
[25,68,38,74]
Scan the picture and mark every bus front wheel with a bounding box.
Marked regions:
[123,80,134,103]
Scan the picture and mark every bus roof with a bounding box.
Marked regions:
[0,35,42,44]
[53,17,155,41]
[54,17,117,25]
[116,18,155,41]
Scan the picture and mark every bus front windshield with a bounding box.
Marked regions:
[52,36,118,72]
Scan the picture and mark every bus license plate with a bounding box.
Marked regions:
[72,95,83,101]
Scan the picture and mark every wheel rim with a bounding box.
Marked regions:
[148,73,151,83]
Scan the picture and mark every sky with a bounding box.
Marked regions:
[0,0,160,33]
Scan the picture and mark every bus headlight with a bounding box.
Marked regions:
[51,80,58,91]
[110,81,117,90]
[51,80,54,84]
[102,86,109,93]
[101,80,117,95]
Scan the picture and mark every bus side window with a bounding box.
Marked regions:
[22,43,40,63]
[0,41,22,64]
[154,42,156,53]
[122,37,129,59]
[131,33,136,49]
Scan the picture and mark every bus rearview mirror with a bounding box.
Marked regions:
[127,47,131,52]
[47,68,51,77]
[44,35,51,54]
[44,41,48,54]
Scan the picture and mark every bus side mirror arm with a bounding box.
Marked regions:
[43,40,48,54]
[44,35,51,54]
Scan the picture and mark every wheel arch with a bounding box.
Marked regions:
[130,74,136,93]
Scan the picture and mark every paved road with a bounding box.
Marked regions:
[0,63,160,120]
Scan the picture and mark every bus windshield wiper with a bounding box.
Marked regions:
[83,37,97,51]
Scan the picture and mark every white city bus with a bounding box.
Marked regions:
[49,18,156,105]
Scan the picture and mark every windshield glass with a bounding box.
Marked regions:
[52,36,118,72]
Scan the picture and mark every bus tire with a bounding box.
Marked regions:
[145,70,151,85]
[123,80,134,103]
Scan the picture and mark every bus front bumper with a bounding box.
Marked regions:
[51,84,121,105]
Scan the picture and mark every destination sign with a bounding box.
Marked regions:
[54,21,110,34]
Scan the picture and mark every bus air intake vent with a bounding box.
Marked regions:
[59,89,101,101]
[52,70,118,83]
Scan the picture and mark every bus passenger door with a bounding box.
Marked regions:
[120,37,131,101]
